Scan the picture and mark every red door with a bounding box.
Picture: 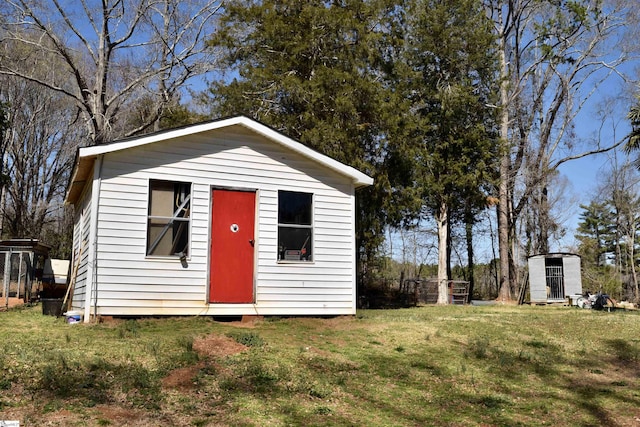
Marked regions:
[209,189,256,303]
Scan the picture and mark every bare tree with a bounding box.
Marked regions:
[0,74,78,240]
[485,0,639,301]
[605,158,640,301]
[522,172,576,254]
[0,0,222,145]
[390,224,438,278]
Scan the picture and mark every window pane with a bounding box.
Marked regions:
[147,180,191,256]
[278,227,312,261]
[147,218,189,256]
[278,191,312,225]
[149,181,191,218]
[149,181,175,216]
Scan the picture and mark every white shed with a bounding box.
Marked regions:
[64,116,373,321]
[528,253,582,304]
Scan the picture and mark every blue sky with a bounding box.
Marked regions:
[553,67,636,252]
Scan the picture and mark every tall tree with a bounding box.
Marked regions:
[0,0,222,145]
[0,94,7,189]
[485,0,637,301]
[203,0,413,290]
[389,0,499,303]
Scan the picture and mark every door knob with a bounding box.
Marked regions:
[249,239,255,246]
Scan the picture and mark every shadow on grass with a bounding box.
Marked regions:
[349,329,640,426]
[37,353,162,409]
[606,338,640,365]
[552,337,640,426]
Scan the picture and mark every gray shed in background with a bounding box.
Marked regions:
[528,253,582,304]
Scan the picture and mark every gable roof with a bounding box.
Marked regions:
[65,115,374,204]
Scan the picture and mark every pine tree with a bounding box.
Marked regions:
[576,201,614,266]
[387,0,500,303]
[626,93,640,169]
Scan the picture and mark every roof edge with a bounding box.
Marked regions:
[527,252,581,258]
[77,116,373,187]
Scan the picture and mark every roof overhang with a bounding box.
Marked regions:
[527,252,581,259]
[65,154,97,205]
[64,116,373,205]
[0,239,51,254]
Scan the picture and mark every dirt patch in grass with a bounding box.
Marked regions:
[5,298,27,309]
[1,402,153,427]
[162,362,206,390]
[193,333,248,358]
[94,404,148,425]
[162,333,247,391]
[293,315,356,330]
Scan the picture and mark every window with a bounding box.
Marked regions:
[147,180,191,256]
[278,190,313,261]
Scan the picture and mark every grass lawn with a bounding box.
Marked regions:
[0,304,639,426]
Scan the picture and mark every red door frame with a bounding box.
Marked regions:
[209,188,256,303]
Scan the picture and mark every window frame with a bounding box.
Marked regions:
[146,179,192,258]
[277,190,314,263]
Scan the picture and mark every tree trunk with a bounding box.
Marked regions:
[466,215,475,303]
[629,232,638,302]
[536,185,550,254]
[497,33,512,302]
[436,201,449,305]
[446,206,452,281]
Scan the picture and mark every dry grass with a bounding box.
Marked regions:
[1,304,639,426]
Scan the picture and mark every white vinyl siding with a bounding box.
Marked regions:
[70,181,92,311]
[87,125,357,316]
